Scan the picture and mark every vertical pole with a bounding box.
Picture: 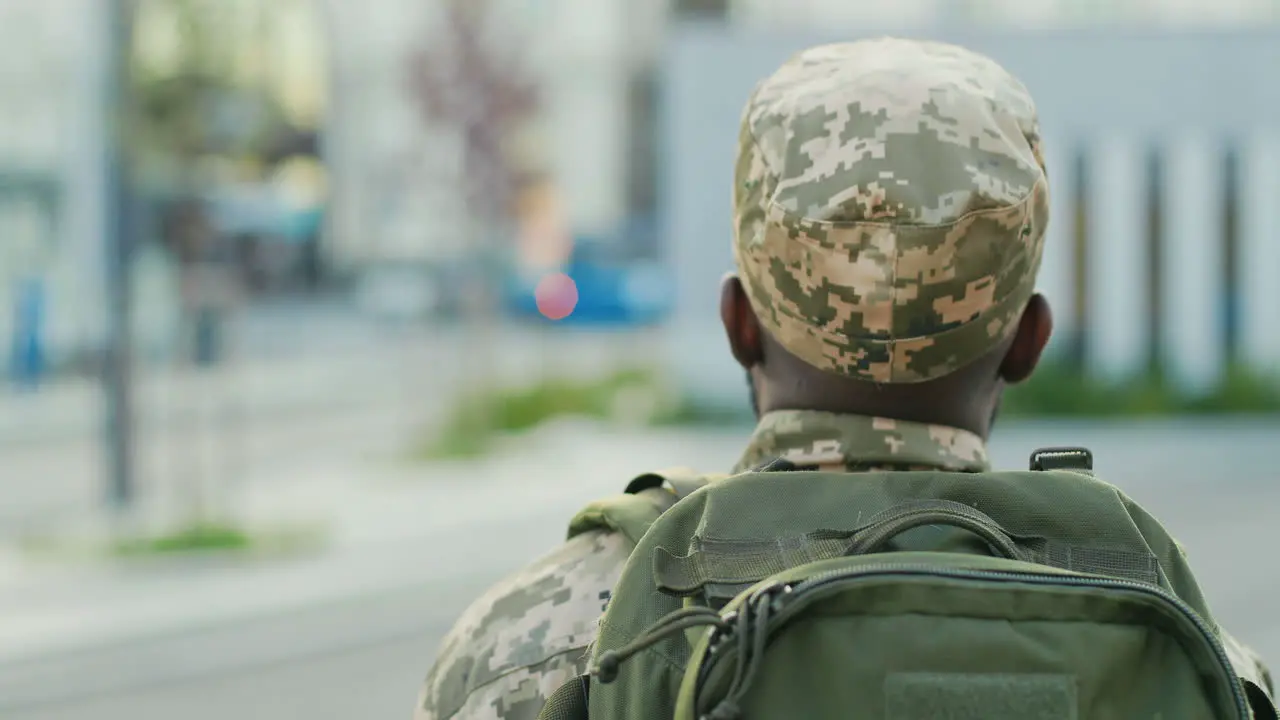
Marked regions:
[104,0,136,511]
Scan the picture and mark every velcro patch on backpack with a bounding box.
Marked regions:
[885,672,1078,720]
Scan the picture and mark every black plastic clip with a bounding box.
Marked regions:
[1029,447,1093,472]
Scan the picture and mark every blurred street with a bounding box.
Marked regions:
[1,419,1279,719]
[2,0,1279,718]
[0,300,661,538]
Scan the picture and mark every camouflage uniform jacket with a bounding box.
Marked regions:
[415,410,1274,719]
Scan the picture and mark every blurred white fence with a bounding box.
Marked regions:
[662,27,1280,407]
[1042,134,1280,394]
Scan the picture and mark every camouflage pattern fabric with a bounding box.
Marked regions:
[414,411,991,719]
[415,412,1276,719]
[733,38,1049,382]
[415,36,1274,719]
[733,409,988,473]
[414,528,631,720]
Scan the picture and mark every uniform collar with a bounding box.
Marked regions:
[733,410,990,474]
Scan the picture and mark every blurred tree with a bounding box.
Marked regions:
[406,0,541,438]
[406,0,539,225]
[124,0,296,527]
[130,0,296,191]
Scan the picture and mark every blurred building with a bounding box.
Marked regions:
[725,0,1278,27]
[1,0,1278,370]
[321,0,669,273]
[0,0,106,372]
[0,0,328,372]
[322,0,1280,273]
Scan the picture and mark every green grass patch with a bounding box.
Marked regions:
[1003,362,1280,417]
[418,363,1280,455]
[1183,366,1280,414]
[418,399,501,460]
[651,398,755,428]
[641,363,1280,427]
[113,523,255,556]
[17,519,328,566]
[417,368,672,460]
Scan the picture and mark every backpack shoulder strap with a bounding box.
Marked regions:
[567,467,722,547]
[1222,631,1277,718]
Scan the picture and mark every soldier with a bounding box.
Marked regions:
[414,37,1274,719]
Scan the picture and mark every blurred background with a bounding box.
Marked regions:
[1,0,1278,718]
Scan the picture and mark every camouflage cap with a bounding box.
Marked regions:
[733,38,1049,383]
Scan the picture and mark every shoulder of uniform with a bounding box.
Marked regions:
[422,468,730,719]
[420,528,632,719]
[624,466,729,496]
[569,467,728,545]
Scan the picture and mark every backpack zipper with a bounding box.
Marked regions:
[699,564,1250,719]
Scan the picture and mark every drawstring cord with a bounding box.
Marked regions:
[592,606,728,684]
[591,587,788,720]
[704,591,775,720]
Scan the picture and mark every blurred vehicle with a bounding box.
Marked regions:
[203,184,325,294]
[503,236,672,326]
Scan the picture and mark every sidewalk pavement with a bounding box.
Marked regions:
[0,323,664,448]
[0,322,666,532]
[0,351,412,448]
[3,417,1280,711]
[0,419,747,671]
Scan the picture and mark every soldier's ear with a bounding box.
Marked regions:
[721,274,764,370]
[1000,293,1053,384]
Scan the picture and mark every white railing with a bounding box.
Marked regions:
[1040,135,1280,390]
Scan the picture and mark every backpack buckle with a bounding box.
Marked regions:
[1029,447,1093,471]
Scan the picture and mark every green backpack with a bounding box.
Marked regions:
[539,448,1276,720]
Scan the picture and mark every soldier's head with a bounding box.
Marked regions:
[721,38,1053,439]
